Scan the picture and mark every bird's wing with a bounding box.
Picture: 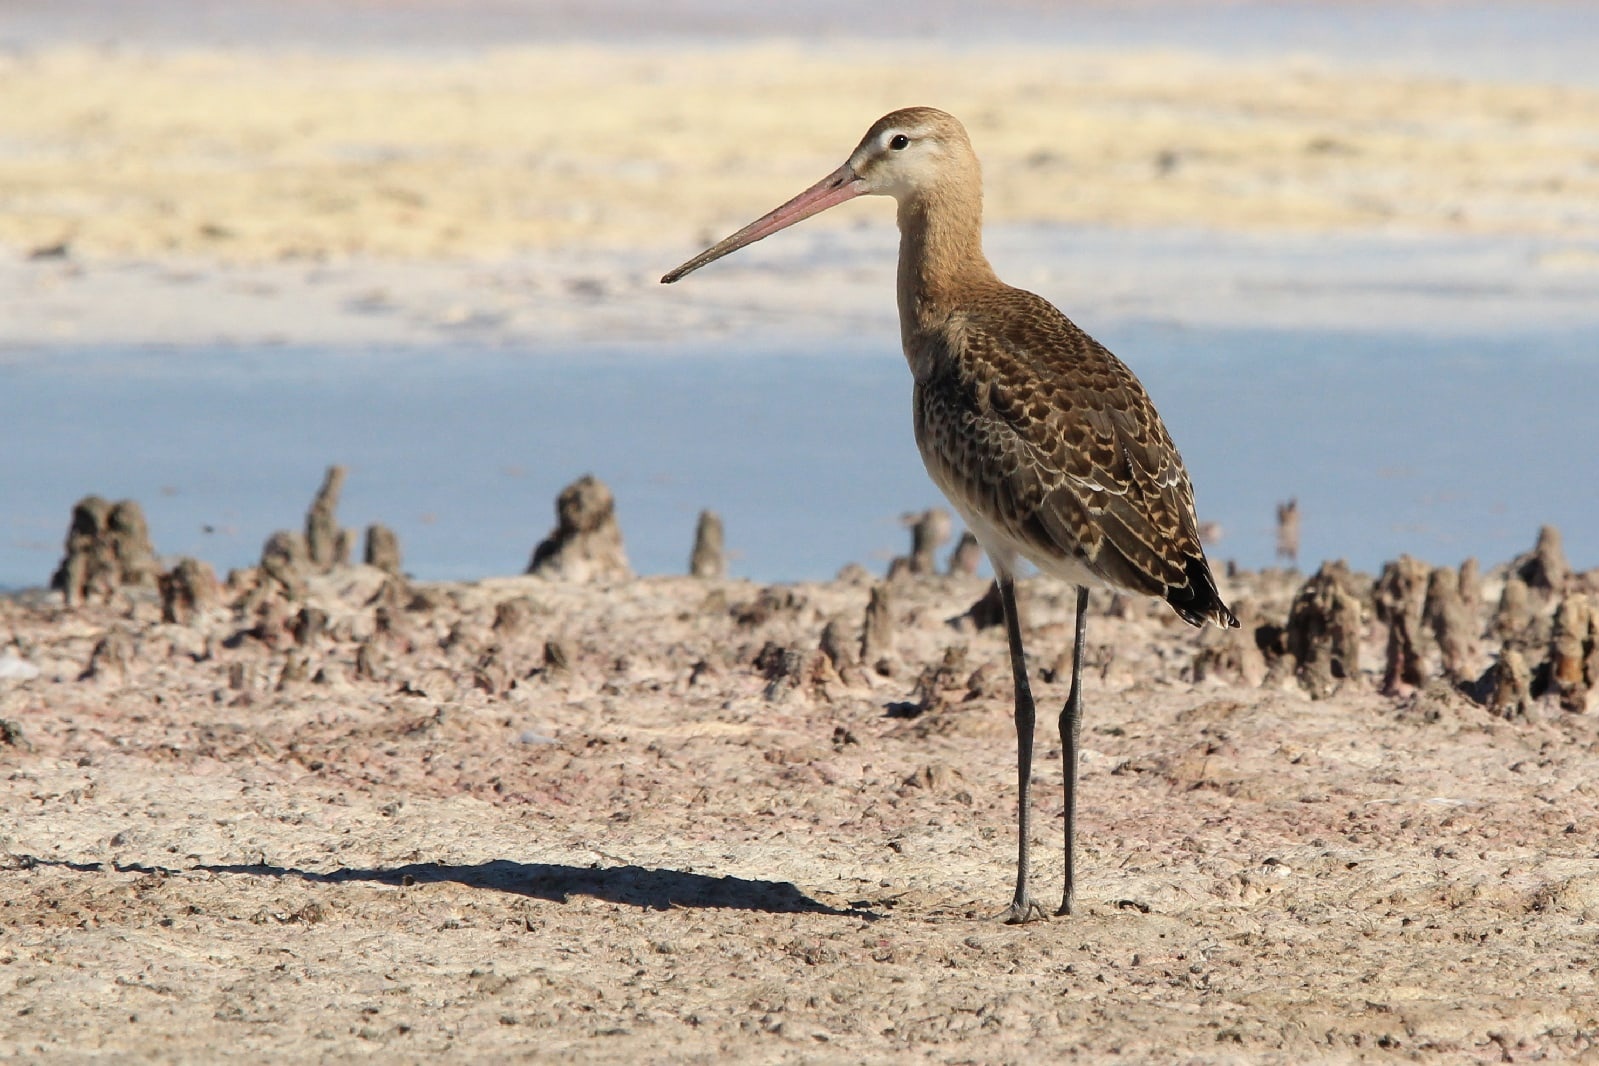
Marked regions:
[914,288,1223,618]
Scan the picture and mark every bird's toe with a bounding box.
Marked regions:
[1003,897,1050,925]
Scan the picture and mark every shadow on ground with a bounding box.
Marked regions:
[12,855,878,917]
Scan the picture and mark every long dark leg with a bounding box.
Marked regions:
[1058,586,1090,916]
[998,576,1046,924]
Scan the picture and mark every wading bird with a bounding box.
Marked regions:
[663,107,1237,922]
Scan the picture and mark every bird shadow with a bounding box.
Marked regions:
[13,855,878,918]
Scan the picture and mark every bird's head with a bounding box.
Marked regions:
[845,107,978,202]
[661,106,977,284]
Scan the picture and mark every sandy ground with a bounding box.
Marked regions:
[5,43,1599,263]
[5,42,1599,351]
[4,554,1599,1062]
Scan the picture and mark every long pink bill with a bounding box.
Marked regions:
[661,162,866,284]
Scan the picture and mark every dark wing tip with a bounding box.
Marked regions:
[1166,553,1238,629]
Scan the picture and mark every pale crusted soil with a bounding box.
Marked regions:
[3,567,1598,1062]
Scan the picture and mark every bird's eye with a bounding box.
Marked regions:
[889,134,910,151]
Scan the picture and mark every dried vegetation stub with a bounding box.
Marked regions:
[1515,523,1570,599]
[1274,498,1300,566]
[1209,525,1598,719]
[860,584,896,669]
[51,496,160,605]
[363,523,404,577]
[947,531,983,576]
[689,509,726,579]
[1373,554,1429,696]
[1546,593,1599,713]
[259,529,311,600]
[887,509,951,581]
[305,464,352,573]
[159,557,221,625]
[1281,560,1363,699]
[1191,601,1266,687]
[527,474,631,583]
[1422,564,1476,685]
[1479,645,1535,721]
[33,470,1598,729]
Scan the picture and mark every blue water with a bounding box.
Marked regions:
[3,323,1595,590]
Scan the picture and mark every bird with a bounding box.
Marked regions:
[662,107,1238,923]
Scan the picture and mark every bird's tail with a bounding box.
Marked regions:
[1166,554,1239,629]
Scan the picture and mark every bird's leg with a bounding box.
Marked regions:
[998,576,1047,924]
[1057,586,1090,916]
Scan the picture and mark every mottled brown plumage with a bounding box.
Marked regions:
[664,106,1236,923]
[912,285,1232,627]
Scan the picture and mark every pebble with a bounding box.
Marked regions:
[0,653,41,681]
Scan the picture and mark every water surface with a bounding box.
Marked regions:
[4,321,1594,591]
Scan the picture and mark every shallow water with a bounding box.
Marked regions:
[4,319,1594,591]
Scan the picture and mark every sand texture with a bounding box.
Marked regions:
[4,538,1599,1060]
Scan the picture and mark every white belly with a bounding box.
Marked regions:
[921,454,1114,592]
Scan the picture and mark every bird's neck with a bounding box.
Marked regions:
[895,188,998,353]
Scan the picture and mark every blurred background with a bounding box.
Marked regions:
[2,0,1596,587]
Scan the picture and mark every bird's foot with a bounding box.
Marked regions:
[1003,896,1049,925]
[1057,879,1078,917]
